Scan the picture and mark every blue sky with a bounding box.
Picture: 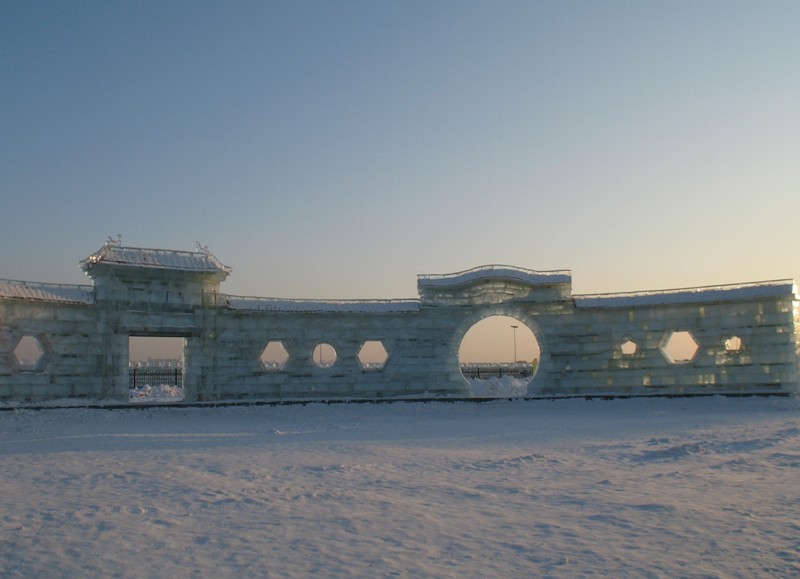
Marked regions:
[2,1,799,300]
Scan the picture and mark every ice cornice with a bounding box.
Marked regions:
[574,279,796,308]
[225,295,421,313]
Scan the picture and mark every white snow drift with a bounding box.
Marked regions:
[0,396,798,577]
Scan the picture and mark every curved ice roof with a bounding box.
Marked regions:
[81,244,230,274]
[0,279,95,304]
[418,265,571,288]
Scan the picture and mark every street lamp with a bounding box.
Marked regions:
[510,325,518,363]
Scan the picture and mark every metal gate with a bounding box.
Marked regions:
[129,367,183,389]
[460,362,534,380]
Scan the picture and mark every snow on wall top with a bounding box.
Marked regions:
[0,279,95,304]
[226,296,421,313]
[574,280,796,308]
[417,265,572,288]
[81,241,231,275]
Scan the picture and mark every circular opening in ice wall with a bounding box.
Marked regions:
[312,343,338,368]
[458,315,540,397]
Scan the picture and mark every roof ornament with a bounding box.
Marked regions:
[105,234,122,247]
[195,242,209,254]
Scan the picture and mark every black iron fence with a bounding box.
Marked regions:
[460,362,535,380]
[129,367,183,389]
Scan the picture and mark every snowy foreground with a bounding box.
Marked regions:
[1,396,799,578]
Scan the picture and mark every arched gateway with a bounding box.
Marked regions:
[1,240,798,404]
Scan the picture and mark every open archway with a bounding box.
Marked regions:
[128,335,186,402]
[457,314,540,397]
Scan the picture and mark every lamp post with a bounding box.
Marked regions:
[510,325,518,363]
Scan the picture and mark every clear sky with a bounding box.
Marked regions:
[2,1,799,302]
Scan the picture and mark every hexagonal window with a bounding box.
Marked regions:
[13,334,46,371]
[660,330,700,364]
[312,343,337,368]
[620,339,638,356]
[723,336,743,352]
[260,340,290,371]
[357,340,390,370]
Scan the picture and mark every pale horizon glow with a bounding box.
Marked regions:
[459,315,540,364]
[2,2,798,303]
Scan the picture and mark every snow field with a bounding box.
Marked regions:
[1,396,798,577]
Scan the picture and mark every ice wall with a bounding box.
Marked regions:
[1,254,797,404]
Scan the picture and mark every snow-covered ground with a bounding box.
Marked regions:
[129,383,185,403]
[128,375,531,402]
[1,395,798,577]
[466,376,530,398]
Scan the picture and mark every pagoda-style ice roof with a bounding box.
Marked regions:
[574,280,796,308]
[418,265,572,288]
[81,241,230,276]
[0,279,95,304]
